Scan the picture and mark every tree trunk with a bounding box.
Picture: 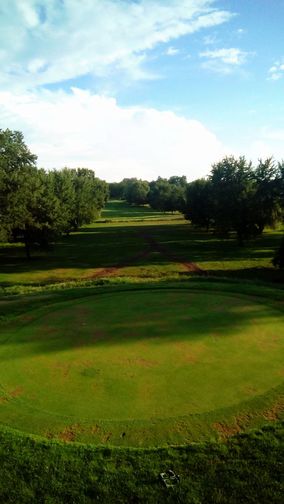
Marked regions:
[23,231,31,259]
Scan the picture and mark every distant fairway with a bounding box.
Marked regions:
[1,284,283,445]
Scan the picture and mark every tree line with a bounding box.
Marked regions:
[0,129,108,258]
[110,156,284,265]
[110,157,284,243]
[1,128,284,265]
[109,175,187,213]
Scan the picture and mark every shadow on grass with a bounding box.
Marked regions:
[0,219,283,285]
[1,287,283,360]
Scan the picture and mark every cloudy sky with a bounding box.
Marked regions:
[0,0,284,181]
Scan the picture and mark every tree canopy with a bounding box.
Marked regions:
[0,129,108,257]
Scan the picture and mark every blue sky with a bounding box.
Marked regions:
[0,0,284,181]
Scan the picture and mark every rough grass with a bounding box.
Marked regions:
[0,422,283,504]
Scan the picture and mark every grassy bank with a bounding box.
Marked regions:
[0,422,283,503]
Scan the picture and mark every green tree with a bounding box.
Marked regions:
[210,156,257,244]
[184,178,213,230]
[252,158,283,233]
[0,130,109,257]
[68,168,108,230]
[123,178,149,205]
[0,129,41,257]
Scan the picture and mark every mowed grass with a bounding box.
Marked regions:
[0,199,283,287]
[1,284,283,446]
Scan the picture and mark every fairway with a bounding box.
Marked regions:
[1,285,283,446]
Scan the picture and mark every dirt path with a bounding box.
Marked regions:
[139,232,206,275]
[91,231,205,278]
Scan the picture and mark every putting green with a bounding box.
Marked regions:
[0,286,283,445]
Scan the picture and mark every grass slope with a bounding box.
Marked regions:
[1,422,283,503]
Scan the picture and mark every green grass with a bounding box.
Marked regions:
[1,283,284,447]
[0,199,284,502]
[0,200,283,287]
[1,422,283,503]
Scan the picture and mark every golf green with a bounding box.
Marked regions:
[0,287,283,445]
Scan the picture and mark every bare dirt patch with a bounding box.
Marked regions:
[213,421,242,438]
[57,423,84,442]
[262,398,284,421]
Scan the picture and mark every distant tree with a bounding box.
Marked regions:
[168,175,187,188]
[67,168,108,230]
[184,178,213,230]
[148,176,186,212]
[108,181,125,199]
[123,178,149,205]
[148,178,172,211]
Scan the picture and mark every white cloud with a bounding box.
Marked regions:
[0,0,233,90]
[165,46,180,56]
[200,47,252,73]
[0,88,228,181]
[200,47,249,65]
[268,60,284,80]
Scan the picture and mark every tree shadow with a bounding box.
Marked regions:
[0,221,283,285]
[0,287,283,361]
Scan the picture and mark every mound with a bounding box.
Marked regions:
[0,285,283,446]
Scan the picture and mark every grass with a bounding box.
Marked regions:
[0,422,283,503]
[0,283,284,447]
[0,200,283,287]
[0,199,284,502]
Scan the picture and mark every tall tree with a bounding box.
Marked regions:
[210,156,257,244]
[252,158,283,233]
[184,178,213,230]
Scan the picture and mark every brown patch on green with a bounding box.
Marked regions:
[176,341,206,364]
[57,423,84,443]
[213,421,241,438]
[101,431,113,443]
[91,424,101,435]
[262,398,284,421]
[122,357,158,368]
[0,396,8,404]
[9,386,24,398]
[212,415,253,438]
[256,335,280,351]
[51,362,70,378]
[183,354,199,364]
